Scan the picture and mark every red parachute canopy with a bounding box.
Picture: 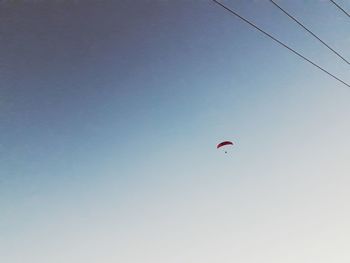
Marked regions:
[217,141,234,149]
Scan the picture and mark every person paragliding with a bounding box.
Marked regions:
[217,141,234,153]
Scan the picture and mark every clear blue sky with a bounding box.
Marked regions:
[1,1,350,262]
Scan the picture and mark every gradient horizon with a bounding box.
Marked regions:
[1,1,350,262]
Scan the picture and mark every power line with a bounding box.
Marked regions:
[270,0,350,65]
[329,0,350,18]
[211,0,350,88]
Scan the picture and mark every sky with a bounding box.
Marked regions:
[1,0,350,262]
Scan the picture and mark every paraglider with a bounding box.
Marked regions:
[217,141,234,153]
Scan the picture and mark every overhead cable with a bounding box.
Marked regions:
[270,0,350,65]
[330,0,350,18]
[212,0,350,88]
